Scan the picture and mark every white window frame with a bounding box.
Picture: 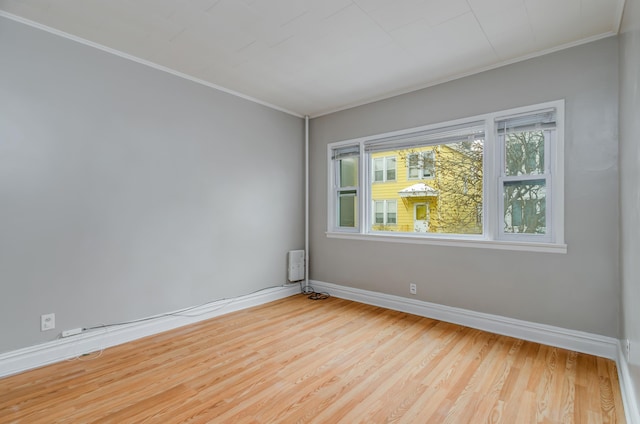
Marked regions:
[330,145,360,233]
[498,126,554,242]
[327,100,566,253]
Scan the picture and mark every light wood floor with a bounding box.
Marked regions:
[0,295,626,423]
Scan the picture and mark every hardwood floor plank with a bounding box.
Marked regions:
[560,350,578,423]
[417,333,491,421]
[0,295,626,423]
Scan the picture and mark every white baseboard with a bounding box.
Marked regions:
[311,280,640,422]
[310,280,617,358]
[617,342,640,424]
[0,285,300,378]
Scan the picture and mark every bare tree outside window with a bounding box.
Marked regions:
[503,130,547,234]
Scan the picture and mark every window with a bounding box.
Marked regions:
[328,100,565,252]
[332,145,359,230]
[497,111,555,242]
[367,122,485,236]
[373,156,396,182]
[408,151,435,179]
[373,200,397,227]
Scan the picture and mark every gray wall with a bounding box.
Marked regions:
[0,17,304,353]
[620,0,640,407]
[310,37,620,337]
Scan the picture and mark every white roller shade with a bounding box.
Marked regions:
[364,121,485,153]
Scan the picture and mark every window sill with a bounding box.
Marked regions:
[325,231,567,254]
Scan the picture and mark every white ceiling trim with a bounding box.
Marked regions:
[0,10,304,118]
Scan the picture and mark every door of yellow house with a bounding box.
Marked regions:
[414,203,429,232]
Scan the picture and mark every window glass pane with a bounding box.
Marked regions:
[422,151,435,177]
[369,139,483,235]
[408,154,420,179]
[374,201,384,224]
[338,191,357,227]
[386,157,396,181]
[339,158,358,188]
[387,201,397,224]
[505,131,545,176]
[373,158,384,182]
[503,179,546,234]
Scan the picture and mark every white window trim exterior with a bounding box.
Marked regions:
[327,100,566,253]
[373,156,397,183]
[373,200,397,225]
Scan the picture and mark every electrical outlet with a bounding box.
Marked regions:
[409,283,417,295]
[41,313,55,331]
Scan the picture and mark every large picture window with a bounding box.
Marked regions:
[367,125,484,236]
[328,101,565,252]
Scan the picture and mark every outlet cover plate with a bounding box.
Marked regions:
[41,313,55,331]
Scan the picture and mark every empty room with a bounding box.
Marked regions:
[1,0,639,422]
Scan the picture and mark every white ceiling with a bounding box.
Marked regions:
[0,0,626,117]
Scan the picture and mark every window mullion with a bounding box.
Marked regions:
[384,157,388,182]
[361,148,368,234]
[384,200,388,225]
[485,120,497,241]
[544,129,553,241]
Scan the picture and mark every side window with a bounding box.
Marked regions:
[497,110,555,241]
[332,145,359,230]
